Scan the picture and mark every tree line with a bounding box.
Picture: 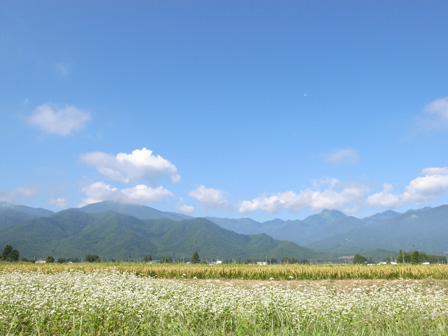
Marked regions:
[353,249,447,264]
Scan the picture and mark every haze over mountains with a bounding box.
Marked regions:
[1,201,447,261]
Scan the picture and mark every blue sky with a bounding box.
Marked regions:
[1,1,448,221]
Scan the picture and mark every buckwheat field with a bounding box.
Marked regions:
[1,265,448,335]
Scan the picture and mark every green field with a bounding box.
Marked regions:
[1,263,448,335]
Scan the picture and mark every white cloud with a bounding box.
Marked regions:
[176,198,194,213]
[81,148,181,186]
[367,184,402,208]
[28,103,90,135]
[366,167,448,208]
[177,204,195,213]
[402,167,448,204]
[324,148,359,163]
[80,181,173,206]
[239,179,370,214]
[0,187,39,203]
[189,185,233,210]
[418,97,448,130]
[425,97,448,121]
[49,197,69,208]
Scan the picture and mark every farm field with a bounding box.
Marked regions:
[1,264,448,335]
[1,262,448,280]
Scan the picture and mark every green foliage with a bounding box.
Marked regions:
[160,256,173,263]
[397,249,447,264]
[353,254,368,264]
[46,256,55,263]
[143,255,152,262]
[191,251,200,264]
[1,245,20,261]
[85,254,100,263]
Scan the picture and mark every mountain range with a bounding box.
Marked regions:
[206,206,448,256]
[1,201,447,261]
[0,202,329,261]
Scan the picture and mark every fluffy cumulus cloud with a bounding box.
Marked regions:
[367,167,448,208]
[189,185,233,210]
[177,204,195,213]
[367,184,402,208]
[80,182,173,206]
[402,167,448,203]
[239,179,370,214]
[81,148,181,186]
[176,198,194,213]
[324,148,359,163]
[28,103,90,135]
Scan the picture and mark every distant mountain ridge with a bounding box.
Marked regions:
[0,201,54,217]
[0,206,330,261]
[1,201,447,260]
[80,201,192,221]
[204,207,448,256]
[310,205,448,255]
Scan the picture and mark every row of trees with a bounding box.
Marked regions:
[395,250,447,264]
[6,244,444,265]
[353,250,447,264]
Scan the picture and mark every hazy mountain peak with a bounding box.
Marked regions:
[318,209,346,218]
[362,209,401,224]
[79,201,191,221]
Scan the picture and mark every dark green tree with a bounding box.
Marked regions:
[46,256,55,263]
[353,254,368,264]
[1,245,20,262]
[191,251,200,264]
[85,254,100,263]
[143,255,152,262]
[161,256,173,263]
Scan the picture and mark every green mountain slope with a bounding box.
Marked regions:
[80,201,191,221]
[0,202,54,217]
[0,209,330,261]
[205,217,265,235]
[0,209,37,230]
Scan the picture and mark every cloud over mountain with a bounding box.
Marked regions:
[239,179,370,213]
[81,182,173,206]
[368,167,448,208]
[402,167,448,203]
[189,185,233,210]
[81,148,181,186]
